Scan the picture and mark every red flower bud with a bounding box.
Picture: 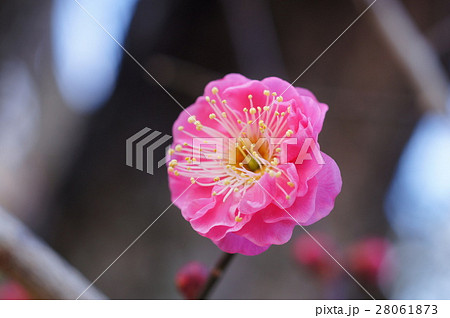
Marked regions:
[292,233,340,281]
[348,237,391,285]
[0,280,30,300]
[175,261,208,299]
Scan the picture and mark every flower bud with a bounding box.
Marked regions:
[292,233,340,281]
[0,280,30,300]
[175,262,208,299]
[347,237,391,285]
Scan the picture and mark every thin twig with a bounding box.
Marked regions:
[198,252,236,299]
[0,207,107,299]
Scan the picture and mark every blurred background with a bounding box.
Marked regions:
[0,0,449,299]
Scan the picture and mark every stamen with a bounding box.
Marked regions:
[173,86,297,203]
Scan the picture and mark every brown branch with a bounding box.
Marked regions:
[0,207,107,299]
[198,252,236,300]
[358,0,449,114]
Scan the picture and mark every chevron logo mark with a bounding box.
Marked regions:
[126,127,172,175]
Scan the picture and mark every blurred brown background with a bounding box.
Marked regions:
[0,0,449,299]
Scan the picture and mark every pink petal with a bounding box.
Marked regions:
[236,210,296,246]
[204,73,250,97]
[222,80,270,112]
[215,233,270,256]
[302,152,342,225]
[263,177,319,224]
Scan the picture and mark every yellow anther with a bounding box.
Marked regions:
[196,125,203,131]
[168,167,174,173]
[263,90,270,96]
[175,145,182,152]
[211,99,216,104]
[281,112,286,116]
[168,148,175,155]
[287,181,295,187]
[248,94,253,99]
[247,121,253,124]
[209,113,216,119]
[275,148,281,153]
[249,108,257,114]
[190,177,196,184]
[177,126,184,131]
[263,106,270,111]
[169,159,178,167]
[285,129,294,137]
[257,107,261,112]
[214,177,220,182]
[233,187,239,192]
[269,170,276,177]
[235,216,243,222]
[285,195,291,200]
[275,111,280,116]
[188,116,196,123]
[272,92,277,96]
[237,119,242,124]
[212,191,217,196]
[205,96,211,102]
[212,87,219,94]
[243,107,248,112]
[221,112,227,118]
[275,171,282,178]
[174,170,179,176]
[276,96,283,102]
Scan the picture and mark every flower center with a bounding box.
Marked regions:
[246,156,260,172]
[168,87,296,221]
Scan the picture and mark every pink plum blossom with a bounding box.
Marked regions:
[168,74,342,255]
